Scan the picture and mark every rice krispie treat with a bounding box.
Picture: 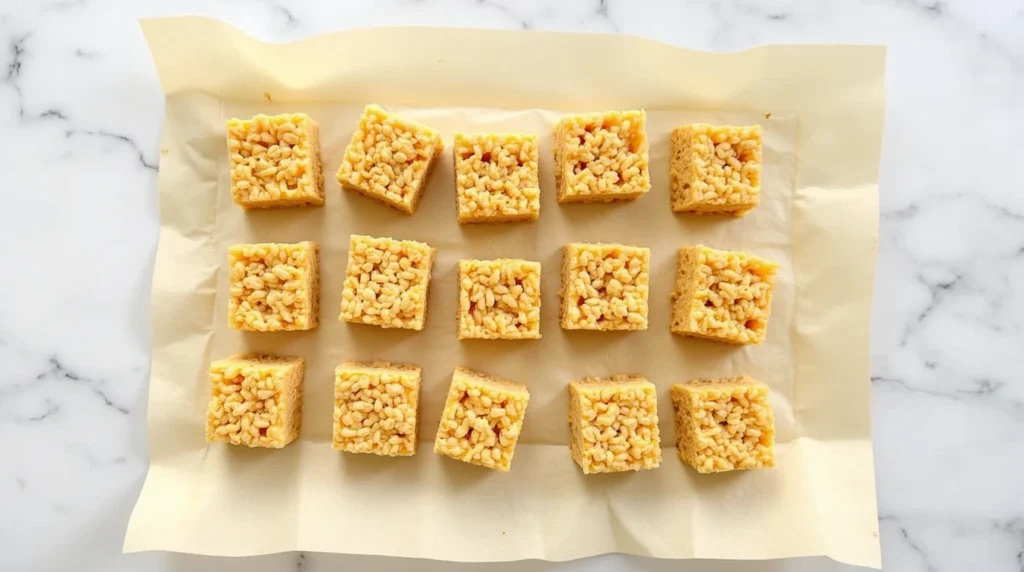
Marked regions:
[333,361,421,457]
[568,375,661,474]
[454,133,540,223]
[671,124,763,216]
[672,377,776,473]
[458,259,542,340]
[228,241,319,332]
[670,245,777,344]
[434,367,530,471]
[207,354,304,448]
[226,113,324,209]
[339,234,435,330]
[554,110,650,203]
[560,242,649,331]
[336,105,443,215]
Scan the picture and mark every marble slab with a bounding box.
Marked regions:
[1,1,1021,570]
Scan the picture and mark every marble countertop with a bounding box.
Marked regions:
[1,0,1021,571]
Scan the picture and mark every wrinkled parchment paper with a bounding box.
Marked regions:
[125,17,885,568]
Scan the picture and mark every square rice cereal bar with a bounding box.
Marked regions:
[336,105,444,215]
[672,377,775,473]
[670,245,777,344]
[671,124,763,216]
[433,367,529,471]
[207,354,304,448]
[560,242,649,331]
[553,110,650,203]
[228,241,319,332]
[457,259,541,340]
[454,133,540,223]
[339,234,435,330]
[226,113,324,209]
[568,375,661,474]
[333,361,421,457]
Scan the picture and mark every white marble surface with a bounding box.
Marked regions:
[0,0,1021,570]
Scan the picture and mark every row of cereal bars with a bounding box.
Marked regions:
[227,105,763,218]
[208,356,775,475]
[229,236,778,344]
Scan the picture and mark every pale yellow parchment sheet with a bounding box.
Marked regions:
[125,17,885,568]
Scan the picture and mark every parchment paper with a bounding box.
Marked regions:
[125,17,886,568]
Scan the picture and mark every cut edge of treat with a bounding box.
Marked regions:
[570,374,652,392]
[672,376,763,393]
[336,360,423,376]
[212,353,305,369]
[452,366,530,396]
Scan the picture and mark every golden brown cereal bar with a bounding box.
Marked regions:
[670,245,777,344]
[336,105,443,215]
[568,375,661,474]
[228,241,319,332]
[206,354,304,448]
[454,133,540,223]
[433,367,529,471]
[339,234,435,330]
[457,259,541,340]
[670,124,763,216]
[333,361,421,457]
[553,110,650,203]
[226,113,324,209]
[560,242,649,331]
[672,377,776,473]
